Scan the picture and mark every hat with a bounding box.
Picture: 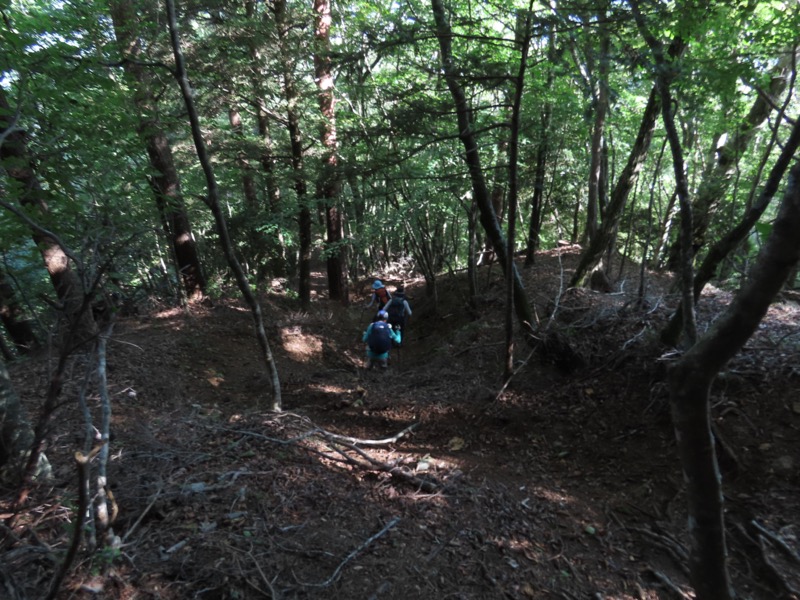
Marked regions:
[372,280,383,289]
[377,310,388,320]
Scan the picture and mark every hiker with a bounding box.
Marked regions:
[362,310,401,369]
[366,279,391,311]
[385,286,412,344]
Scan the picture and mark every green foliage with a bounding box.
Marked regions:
[0,0,794,317]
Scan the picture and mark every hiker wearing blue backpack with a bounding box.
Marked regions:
[385,286,412,345]
[362,310,401,369]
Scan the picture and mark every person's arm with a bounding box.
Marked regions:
[362,323,373,342]
[391,328,402,344]
[404,300,412,316]
[366,293,375,308]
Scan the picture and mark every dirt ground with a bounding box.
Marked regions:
[3,247,800,599]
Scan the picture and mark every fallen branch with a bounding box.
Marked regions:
[751,520,800,565]
[295,517,400,589]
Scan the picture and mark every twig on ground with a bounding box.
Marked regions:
[121,485,163,544]
[295,517,400,589]
[646,568,693,599]
[751,520,800,565]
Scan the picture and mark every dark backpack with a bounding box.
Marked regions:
[368,321,392,354]
[386,295,405,320]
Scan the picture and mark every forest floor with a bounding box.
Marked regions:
[3,246,800,600]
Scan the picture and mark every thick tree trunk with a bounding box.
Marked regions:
[0,89,96,344]
[314,0,347,303]
[430,0,534,333]
[109,0,207,301]
[671,159,800,600]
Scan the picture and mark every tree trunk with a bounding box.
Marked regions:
[570,86,661,287]
[109,0,207,301]
[672,159,800,600]
[0,89,96,345]
[661,113,800,346]
[430,0,534,333]
[525,19,556,267]
[665,49,796,269]
[584,14,609,247]
[166,0,281,411]
[313,0,347,303]
[274,0,311,308]
[505,6,532,380]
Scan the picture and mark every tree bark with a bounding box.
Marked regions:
[583,9,610,247]
[0,89,96,345]
[672,159,800,600]
[109,0,207,301]
[314,0,347,303]
[570,86,661,287]
[525,19,556,267]
[661,113,800,346]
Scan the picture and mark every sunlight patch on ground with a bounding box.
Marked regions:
[154,307,187,319]
[280,327,323,362]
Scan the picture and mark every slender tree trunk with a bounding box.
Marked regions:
[274,0,311,308]
[109,0,206,301]
[430,0,534,333]
[665,49,796,269]
[673,159,800,600]
[525,20,556,267]
[661,113,800,346]
[631,2,729,598]
[228,107,260,211]
[166,0,281,411]
[504,8,532,380]
[570,85,661,287]
[584,12,609,246]
[313,0,347,303]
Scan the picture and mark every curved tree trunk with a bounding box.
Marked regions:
[430,0,534,333]
[661,113,800,346]
[665,49,796,269]
[570,86,661,287]
[166,0,281,411]
[671,159,800,600]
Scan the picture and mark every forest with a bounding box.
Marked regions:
[1,0,800,599]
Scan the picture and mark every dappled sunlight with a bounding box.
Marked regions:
[280,326,323,362]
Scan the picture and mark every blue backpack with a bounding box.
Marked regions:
[368,321,392,354]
